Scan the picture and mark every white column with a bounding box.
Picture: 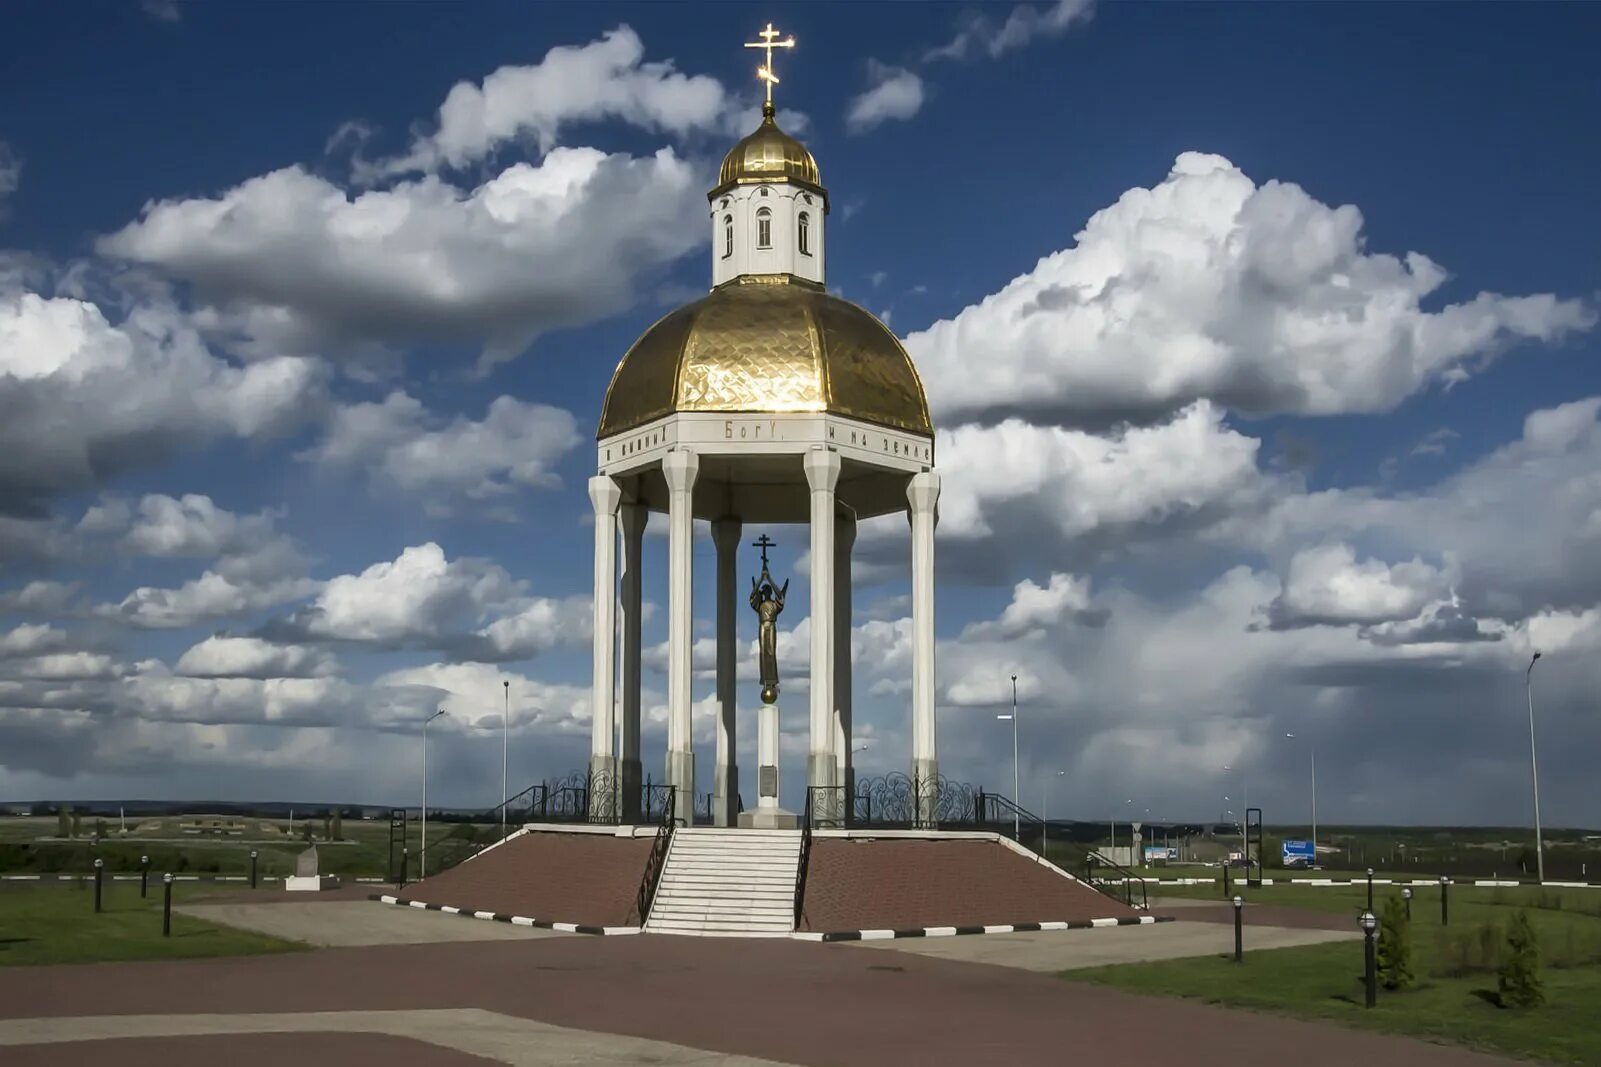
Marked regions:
[662,451,699,825]
[588,475,622,820]
[804,448,841,794]
[619,502,646,823]
[834,511,856,806]
[711,517,742,827]
[907,470,940,821]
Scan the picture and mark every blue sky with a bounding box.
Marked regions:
[2,1,1598,827]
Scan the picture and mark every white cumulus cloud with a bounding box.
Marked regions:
[846,64,925,133]
[905,152,1592,426]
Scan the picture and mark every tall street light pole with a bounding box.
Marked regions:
[997,674,1020,840]
[422,707,447,878]
[501,680,510,839]
[1286,733,1318,866]
[1526,652,1545,884]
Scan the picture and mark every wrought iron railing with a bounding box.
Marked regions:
[631,786,678,925]
[851,773,981,829]
[795,786,821,928]
[1084,850,1150,911]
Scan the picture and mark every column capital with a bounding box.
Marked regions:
[907,469,941,516]
[803,447,842,492]
[662,449,699,493]
[710,515,742,552]
[588,474,623,515]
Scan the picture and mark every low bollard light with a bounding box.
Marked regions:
[400,846,409,888]
[1233,895,1244,963]
[1223,861,1231,898]
[250,850,258,889]
[140,855,150,898]
[1360,909,1379,1007]
[1440,875,1450,926]
[93,858,104,913]
[1366,867,1375,912]
[1403,886,1413,922]
[162,873,174,937]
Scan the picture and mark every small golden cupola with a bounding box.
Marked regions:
[713,102,823,194]
[598,22,930,444]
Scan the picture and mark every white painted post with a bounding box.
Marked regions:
[662,451,699,825]
[804,448,842,793]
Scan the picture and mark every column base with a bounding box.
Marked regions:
[588,755,618,822]
[912,757,940,828]
[620,757,643,824]
[713,763,739,827]
[807,752,837,791]
[667,749,695,825]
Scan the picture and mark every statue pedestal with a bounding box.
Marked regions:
[738,699,798,829]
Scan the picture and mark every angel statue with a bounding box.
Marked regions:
[748,535,788,704]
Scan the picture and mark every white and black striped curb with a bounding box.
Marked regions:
[792,914,1174,942]
[1100,877,1599,890]
[369,893,641,936]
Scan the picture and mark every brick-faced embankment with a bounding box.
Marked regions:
[798,837,1138,932]
[402,831,654,927]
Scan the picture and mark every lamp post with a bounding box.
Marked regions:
[422,706,447,878]
[1360,910,1378,1007]
[997,674,1020,840]
[1285,732,1317,866]
[502,679,510,840]
[1525,652,1545,884]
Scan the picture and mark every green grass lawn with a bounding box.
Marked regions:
[0,883,306,967]
[1070,882,1601,1065]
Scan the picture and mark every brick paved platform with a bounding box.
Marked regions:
[798,836,1138,931]
[400,830,653,927]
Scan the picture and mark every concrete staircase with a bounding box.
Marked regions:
[643,827,801,937]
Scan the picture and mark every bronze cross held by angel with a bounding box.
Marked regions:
[749,535,788,705]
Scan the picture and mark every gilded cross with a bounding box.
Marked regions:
[744,23,796,107]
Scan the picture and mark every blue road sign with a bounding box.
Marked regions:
[1282,839,1315,867]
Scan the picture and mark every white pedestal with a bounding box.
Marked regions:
[284,875,340,892]
[737,699,798,828]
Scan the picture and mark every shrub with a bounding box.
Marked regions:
[1378,895,1415,990]
[330,810,343,840]
[1497,910,1546,1008]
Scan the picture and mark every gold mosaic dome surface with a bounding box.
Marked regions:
[598,278,931,439]
[716,106,821,190]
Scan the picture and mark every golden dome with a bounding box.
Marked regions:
[716,104,821,192]
[598,277,930,439]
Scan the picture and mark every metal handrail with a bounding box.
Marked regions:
[794,787,818,929]
[632,786,678,925]
[1085,850,1150,911]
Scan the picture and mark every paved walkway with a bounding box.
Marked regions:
[0,915,1515,1066]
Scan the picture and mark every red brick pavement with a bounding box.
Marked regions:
[396,831,652,926]
[800,837,1138,930]
[0,930,1514,1065]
